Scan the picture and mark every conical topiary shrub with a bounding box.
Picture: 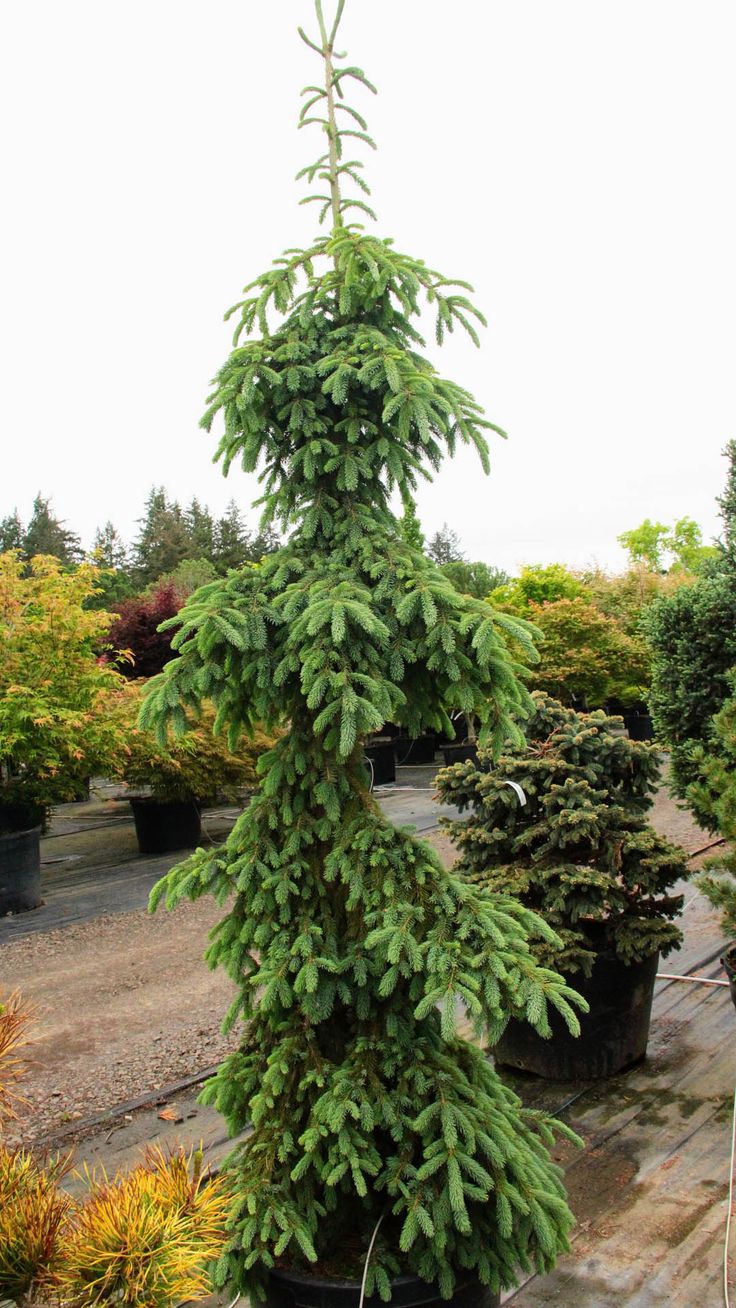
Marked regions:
[145,4,584,1301]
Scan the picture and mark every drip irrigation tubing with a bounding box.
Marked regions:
[688,837,727,860]
[726,1088,736,1308]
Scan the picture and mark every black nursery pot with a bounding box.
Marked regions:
[129,797,202,855]
[494,949,660,1080]
[721,945,736,1011]
[441,743,478,767]
[623,711,654,742]
[364,741,397,786]
[393,735,436,766]
[265,1268,499,1308]
[0,827,43,915]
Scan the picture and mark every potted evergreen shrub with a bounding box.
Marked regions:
[109,682,272,854]
[0,554,125,914]
[144,4,586,1303]
[437,693,690,1079]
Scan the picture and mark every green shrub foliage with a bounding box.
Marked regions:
[687,674,736,936]
[644,570,736,796]
[144,4,584,1300]
[643,442,736,797]
[437,694,689,977]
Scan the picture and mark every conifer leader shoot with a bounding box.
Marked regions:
[145,3,585,1300]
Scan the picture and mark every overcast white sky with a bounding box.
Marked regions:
[1,1,734,573]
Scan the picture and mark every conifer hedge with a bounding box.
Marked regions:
[145,4,584,1299]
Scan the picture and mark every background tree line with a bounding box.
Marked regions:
[0,488,279,598]
[0,480,723,700]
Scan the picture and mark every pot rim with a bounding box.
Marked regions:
[128,795,197,809]
[269,1267,480,1292]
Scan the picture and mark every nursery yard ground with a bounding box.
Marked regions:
[0,768,462,1144]
[1,766,734,1306]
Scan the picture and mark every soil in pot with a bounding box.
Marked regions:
[0,827,43,914]
[129,798,202,855]
[721,945,736,1011]
[494,949,660,1080]
[266,1267,499,1307]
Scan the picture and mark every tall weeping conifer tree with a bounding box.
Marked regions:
[146,3,585,1299]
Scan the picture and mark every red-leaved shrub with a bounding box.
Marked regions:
[108,583,182,678]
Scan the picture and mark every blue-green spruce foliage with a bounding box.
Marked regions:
[145,3,584,1299]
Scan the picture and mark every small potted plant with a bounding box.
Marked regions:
[686,673,736,1008]
[109,681,273,854]
[0,554,126,915]
[437,693,691,1078]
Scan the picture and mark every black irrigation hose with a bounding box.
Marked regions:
[687,837,727,861]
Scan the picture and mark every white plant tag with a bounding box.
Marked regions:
[502,779,527,806]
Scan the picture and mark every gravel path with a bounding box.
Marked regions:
[3,896,239,1147]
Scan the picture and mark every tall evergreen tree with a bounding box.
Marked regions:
[0,510,23,553]
[132,487,191,584]
[717,438,736,567]
[87,521,133,609]
[91,521,128,571]
[250,523,281,559]
[145,4,582,1299]
[213,500,254,572]
[185,497,217,559]
[427,523,465,566]
[22,494,82,564]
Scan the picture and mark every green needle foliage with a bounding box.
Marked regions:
[145,4,584,1300]
[687,674,736,938]
[437,695,690,977]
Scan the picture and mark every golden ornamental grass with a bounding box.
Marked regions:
[0,1145,73,1302]
[53,1146,231,1308]
[0,991,35,1127]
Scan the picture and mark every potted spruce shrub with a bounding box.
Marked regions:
[140,5,590,1301]
[109,681,273,855]
[437,693,691,1079]
[0,553,125,915]
[144,4,587,1303]
[686,673,736,1009]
